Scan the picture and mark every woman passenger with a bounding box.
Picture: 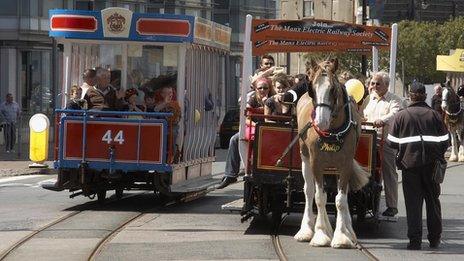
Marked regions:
[264,73,292,122]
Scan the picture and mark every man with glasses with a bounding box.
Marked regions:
[364,71,402,218]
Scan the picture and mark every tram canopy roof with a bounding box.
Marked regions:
[250,18,391,55]
[49,8,231,51]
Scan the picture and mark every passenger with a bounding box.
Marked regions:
[217,77,272,189]
[264,73,292,122]
[129,69,146,108]
[125,88,145,113]
[144,92,156,112]
[294,73,309,85]
[66,85,87,110]
[155,85,181,124]
[363,71,402,218]
[84,67,126,111]
[431,84,443,114]
[80,69,96,99]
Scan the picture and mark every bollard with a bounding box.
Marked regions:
[29,113,50,168]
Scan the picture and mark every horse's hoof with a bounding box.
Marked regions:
[294,228,314,242]
[458,156,464,162]
[331,233,356,249]
[449,156,458,162]
[309,230,332,247]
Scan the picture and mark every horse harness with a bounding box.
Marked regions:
[312,85,358,152]
[275,81,358,165]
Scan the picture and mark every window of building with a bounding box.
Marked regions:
[0,0,17,15]
[75,0,94,10]
[303,0,315,17]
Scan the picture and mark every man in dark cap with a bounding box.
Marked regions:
[387,82,449,250]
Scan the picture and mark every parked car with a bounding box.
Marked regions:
[219,108,240,149]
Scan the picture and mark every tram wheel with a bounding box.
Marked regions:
[97,190,106,204]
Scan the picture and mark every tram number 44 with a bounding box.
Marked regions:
[101,130,125,145]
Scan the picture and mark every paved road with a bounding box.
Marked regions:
[0,151,463,260]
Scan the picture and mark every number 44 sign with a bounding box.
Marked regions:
[101,130,125,144]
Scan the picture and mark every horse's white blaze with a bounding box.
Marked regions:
[294,155,315,242]
[331,186,357,248]
[441,88,449,111]
[314,75,332,130]
[310,182,333,247]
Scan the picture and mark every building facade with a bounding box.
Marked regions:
[213,0,277,110]
[0,0,217,149]
[279,0,356,75]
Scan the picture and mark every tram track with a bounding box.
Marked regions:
[0,192,146,261]
[271,214,289,261]
[271,214,379,261]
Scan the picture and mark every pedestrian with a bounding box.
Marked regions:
[431,84,443,113]
[363,71,402,217]
[0,93,21,153]
[387,82,449,250]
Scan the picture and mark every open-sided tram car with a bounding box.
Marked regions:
[234,15,396,224]
[240,112,383,223]
[45,8,231,203]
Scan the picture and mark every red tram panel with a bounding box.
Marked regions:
[63,120,164,164]
[253,124,376,175]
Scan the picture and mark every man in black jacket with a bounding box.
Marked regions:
[387,82,450,250]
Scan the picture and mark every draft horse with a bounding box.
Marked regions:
[441,86,464,162]
[293,59,370,248]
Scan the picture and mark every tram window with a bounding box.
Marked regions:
[127,45,178,96]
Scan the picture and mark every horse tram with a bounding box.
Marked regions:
[43,8,231,204]
[222,16,399,247]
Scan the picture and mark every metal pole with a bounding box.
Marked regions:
[238,15,253,172]
[361,0,367,76]
[389,24,399,93]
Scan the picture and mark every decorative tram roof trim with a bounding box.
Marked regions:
[48,8,230,51]
[136,18,191,37]
[50,14,98,32]
[193,17,231,51]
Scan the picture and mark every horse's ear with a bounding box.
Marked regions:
[330,58,339,73]
[308,59,318,71]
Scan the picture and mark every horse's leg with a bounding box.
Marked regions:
[331,183,357,248]
[294,155,315,242]
[310,177,333,247]
[458,129,464,162]
[449,131,458,162]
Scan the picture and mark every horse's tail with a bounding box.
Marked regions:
[349,160,371,191]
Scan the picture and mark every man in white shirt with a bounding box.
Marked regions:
[364,71,402,217]
[80,69,97,99]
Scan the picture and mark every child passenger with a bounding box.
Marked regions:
[66,85,87,110]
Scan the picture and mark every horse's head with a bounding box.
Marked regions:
[306,58,341,131]
[441,86,460,114]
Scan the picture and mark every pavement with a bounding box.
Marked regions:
[0,143,54,177]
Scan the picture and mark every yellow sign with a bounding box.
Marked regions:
[436,49,464,72]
